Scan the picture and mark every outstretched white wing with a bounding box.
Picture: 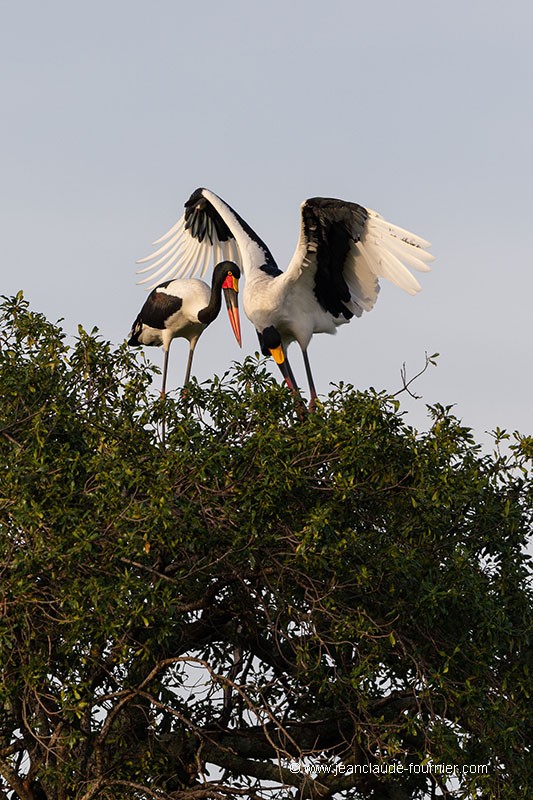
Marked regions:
[136,188,243,289]
[136,189,434,323]
[284,197,434,321]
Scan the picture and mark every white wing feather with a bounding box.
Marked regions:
[136,216,215,288]
[344,239,380,314]
[286,200,433,319]
[367,209,432,249]
[135,192,433,311]
[152,215,186,245]
[357,210,434,295]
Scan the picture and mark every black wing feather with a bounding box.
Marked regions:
[132,282,183,333]
[302,198,369,319]
[184,188,282,277]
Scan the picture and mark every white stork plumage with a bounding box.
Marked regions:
[136,188,434,407]
[129,260,241,396]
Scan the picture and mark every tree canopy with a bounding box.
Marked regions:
[1,293,532,800]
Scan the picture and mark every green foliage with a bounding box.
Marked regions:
[0,293,532,800]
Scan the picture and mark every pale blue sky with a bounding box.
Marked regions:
[1,0,532,440]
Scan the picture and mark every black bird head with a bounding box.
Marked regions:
[216,261,242,347]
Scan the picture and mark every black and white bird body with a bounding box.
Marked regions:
[137,188,434,405]
[129,260,241,395]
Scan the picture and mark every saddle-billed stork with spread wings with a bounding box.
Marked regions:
[136,188,434,407]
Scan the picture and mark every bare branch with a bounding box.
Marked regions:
[393,351,438,399]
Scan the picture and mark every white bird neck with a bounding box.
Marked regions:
[202,189,281,281]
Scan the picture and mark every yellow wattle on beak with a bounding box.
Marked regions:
[269,344,285,365]
[268,343,296,391]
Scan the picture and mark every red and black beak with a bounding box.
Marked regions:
[268,343,296,392]
[222,273,242,347]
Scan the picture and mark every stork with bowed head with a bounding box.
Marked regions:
[136,188,434,408]
[128,260,241,396]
